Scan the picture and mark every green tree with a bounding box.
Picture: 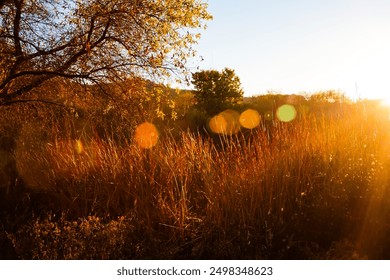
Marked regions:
[0,0,212,104]
[191,68,243,115]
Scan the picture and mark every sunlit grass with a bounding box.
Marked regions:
[1,101,390,259]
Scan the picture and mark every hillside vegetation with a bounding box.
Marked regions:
[1,81,389,259]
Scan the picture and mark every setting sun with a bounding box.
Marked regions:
[196,1,390,100]
[380,96,390,107]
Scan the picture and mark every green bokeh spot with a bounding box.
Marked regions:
[277,104,297,122]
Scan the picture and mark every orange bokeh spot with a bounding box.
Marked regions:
[134,122,159,149]
[209,114,228,134]
[239,109,261,129]
[209,109,240,135]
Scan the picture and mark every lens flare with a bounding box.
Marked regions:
[209,114,228,134]
[276,104,297,122]
[239,109,261,129]
[209,109,240,135]
[264,111,273,121]
[134,122,159,149]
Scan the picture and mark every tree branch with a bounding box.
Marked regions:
[13,0,23,58]
[0,0,212,103]
[0,0,7,10]
[0,98,67,107]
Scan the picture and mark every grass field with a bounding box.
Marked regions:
[1,99,390,259]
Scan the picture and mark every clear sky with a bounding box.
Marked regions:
[192,0,390,100]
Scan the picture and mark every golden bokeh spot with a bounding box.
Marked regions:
[135,122,159,149]
[276,104,297,122]
[220,110,240,134]
[239,109,261,129]
[209,109,240,135]
[209,114,228,134]
[75,139,84,154]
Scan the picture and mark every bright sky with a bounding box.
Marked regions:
[192,0,390,100]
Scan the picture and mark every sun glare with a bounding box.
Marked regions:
[380,97,390,108]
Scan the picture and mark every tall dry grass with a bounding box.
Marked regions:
[1,101,390,259]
